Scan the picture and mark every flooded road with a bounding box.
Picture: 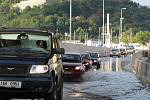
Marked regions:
[100,55,132,72]
[63,55,150,100]
[11,55,150,100]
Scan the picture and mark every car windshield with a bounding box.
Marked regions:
[112,49,119,51]
[120,49,125,51]
[0,33,51,56]
[62,54,81,63]
[89,53,98,58]
[127,46,134,49]
[127,47,134,50]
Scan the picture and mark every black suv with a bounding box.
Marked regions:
[0,28,65,100]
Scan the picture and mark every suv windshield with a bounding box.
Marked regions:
[0,33,51,56]
[62,54,81,63]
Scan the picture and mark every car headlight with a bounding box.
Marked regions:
[75,66,81,70]
[30,65,49,74]
[94,60,97,62]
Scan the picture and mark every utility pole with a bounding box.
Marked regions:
[110,28,113,45]
[104,25,107,44]
[85,29,87,45]
[102,0,105,46]
[130,28,133,44]
[69,0,72,41]
[120,8,126,44]
[73,30,75,43]
[86,29,89,45]
[99,27,101,46]
[116,33,118,44]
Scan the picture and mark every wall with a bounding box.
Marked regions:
[133,51,150,85]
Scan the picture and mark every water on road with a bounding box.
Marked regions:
[11,55,150,100]
[63,55,150,100]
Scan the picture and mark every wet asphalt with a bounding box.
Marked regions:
[62,55,133,100]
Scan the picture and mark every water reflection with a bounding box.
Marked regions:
[100,56,131,72]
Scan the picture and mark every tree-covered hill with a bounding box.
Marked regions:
[45,0,150,31]
[0,0,150,39]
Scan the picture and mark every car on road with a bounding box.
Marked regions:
[62,52,85,78]
[0,28,65,100]
[126,46,135,54]
[110,48,121,57]
[87,52,101,69]
[81,53,93,71]
[119,48,127,56]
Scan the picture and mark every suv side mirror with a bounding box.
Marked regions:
[52,48,65,54]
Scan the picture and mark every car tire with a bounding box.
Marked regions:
[96,63,100,69]
[44,77,63,100]
[85,65,90,71]
[56,79,63,100]
[44,76,57,100]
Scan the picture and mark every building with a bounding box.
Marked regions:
[86,40,101,47]
[14,0,64,9]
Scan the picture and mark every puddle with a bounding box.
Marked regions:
[100,55,132,72]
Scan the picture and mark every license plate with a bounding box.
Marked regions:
[0,81,21,88]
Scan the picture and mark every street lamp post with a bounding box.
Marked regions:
[119,7,126,43]
[69,0,72,41]
[102,0,105,46]
[98,27,101,46]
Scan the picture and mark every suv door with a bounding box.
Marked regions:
[51,37,64,99]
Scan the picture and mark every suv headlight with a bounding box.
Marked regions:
[30,65,49,74]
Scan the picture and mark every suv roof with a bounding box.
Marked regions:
[0,28,52,35]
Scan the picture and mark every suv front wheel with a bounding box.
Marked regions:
[44,78,63,100]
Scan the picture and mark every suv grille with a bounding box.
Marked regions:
[0,65,30,77]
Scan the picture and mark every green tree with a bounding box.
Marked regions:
[136,31,150,43]
[122,31,130,44]
[76,27,85,43]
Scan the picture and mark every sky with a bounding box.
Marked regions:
[132,0,150,7]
